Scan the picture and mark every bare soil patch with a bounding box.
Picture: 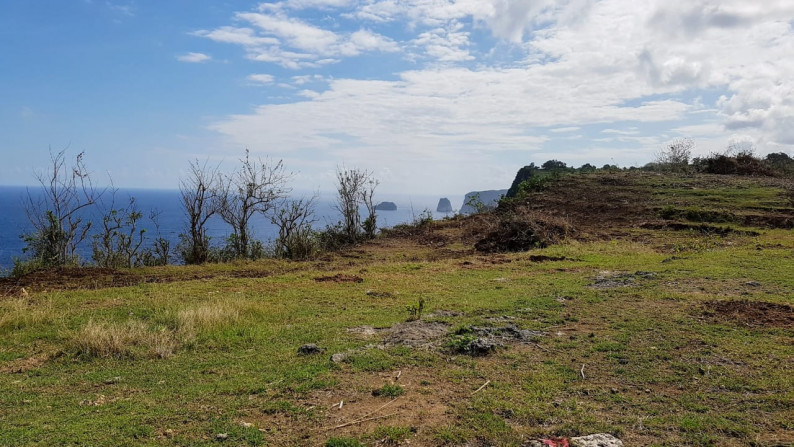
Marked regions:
[244,367,462,446]
[703,299,794,328]
[0,267,275,297]
[314,274,364,283]
[382,321,449,348]
[588,271,656,289]
[0,353,53,374]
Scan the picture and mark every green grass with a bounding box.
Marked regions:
[1,172,793,446]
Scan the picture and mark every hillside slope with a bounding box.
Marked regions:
[1,171,793,446]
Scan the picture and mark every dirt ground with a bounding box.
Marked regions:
[703,299,794,329]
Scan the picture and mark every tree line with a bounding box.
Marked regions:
[13,149,378,275]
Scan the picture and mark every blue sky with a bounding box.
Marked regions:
[1,1,792,195]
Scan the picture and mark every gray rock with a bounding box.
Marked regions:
[436,197,453,213]
[524,434,623,447]
[465,338,499,356]
[297,344,323,355]
[570,433,623,447]
[330,353,348,363]
[375,201,397,211]
[216,433,229,441]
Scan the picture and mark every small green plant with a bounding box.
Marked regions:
[445,333,478,354]
[659,204,677,219]
[412,209,433,226]
[325,437,363,447]
[372,383,405,398]
[464,193,488,214]
[405,297,425,321]
[366,426,414,444]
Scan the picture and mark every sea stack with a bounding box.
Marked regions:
[374,201,397,211]
[436,198,453,213]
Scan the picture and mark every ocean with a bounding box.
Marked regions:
[0,186,460,272]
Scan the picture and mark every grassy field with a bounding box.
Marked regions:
[1,172,793,446]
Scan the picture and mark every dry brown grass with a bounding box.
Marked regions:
[176,299,240,335]
[0,298,56,332]
[68,299,241,360]
[70,319,177,359]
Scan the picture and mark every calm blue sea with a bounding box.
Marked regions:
[0,186,460,271]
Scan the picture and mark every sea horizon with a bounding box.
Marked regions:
[0,185,467,272]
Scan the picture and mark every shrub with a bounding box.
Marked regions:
[655,137,693,171]
[693,152,777,176]
[474,208,571,253]
[21,150,103,269]
[272,196,320,260]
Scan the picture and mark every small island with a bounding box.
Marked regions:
[374,201,397,211]
[436,198,453,213]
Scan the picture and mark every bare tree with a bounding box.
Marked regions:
[217,150,290,259]
[92,192,147,268]
[272,195,318,259]
[360,177,378,238]
[22,149,103,267]
[334,167,378,243]
[145,209,171,266]
[179,159,219,264]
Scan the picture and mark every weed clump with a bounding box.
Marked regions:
[325,438,363,447]
[372,383,405,398]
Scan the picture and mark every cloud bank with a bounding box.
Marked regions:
[193,0,794,193]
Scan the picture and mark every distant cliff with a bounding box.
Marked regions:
[506,164,539,198]
[375,201,397,211]
[460,189,508,214]
[436,198,453,213]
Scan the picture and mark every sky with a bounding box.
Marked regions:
[1,0,793,196]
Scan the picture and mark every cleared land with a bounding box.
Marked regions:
[1,172,793,446]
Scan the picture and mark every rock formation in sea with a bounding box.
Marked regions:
[374,201,397,211]
[459,189,508,214]
[436,198,453,213]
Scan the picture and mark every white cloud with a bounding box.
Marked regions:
[549,127,581,133]
[106,1,135,17]
[177,52,211,63]
[412,22,473,62]
[247,74,275,85]
[200,0,794,193]
[198,12,400,69]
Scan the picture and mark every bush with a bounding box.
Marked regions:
[474,207,571,253]
[693,152,777,176]
[655,137,693,171]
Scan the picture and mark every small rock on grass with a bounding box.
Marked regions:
[466,338,499,356]
[570,433,623,447]
[330,353,348,363]
[216,433,228,441]
[298,344,324,355]
[524,434,623,447]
